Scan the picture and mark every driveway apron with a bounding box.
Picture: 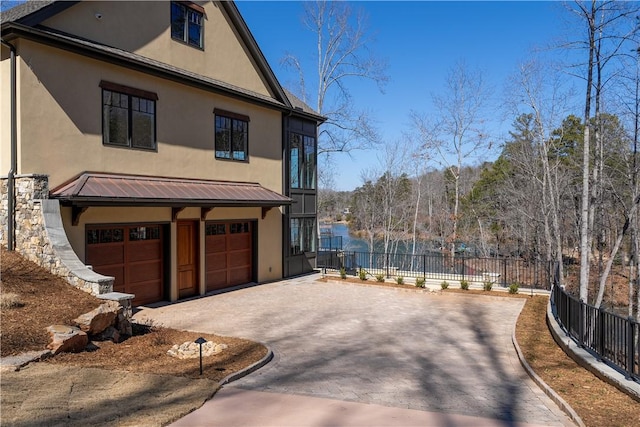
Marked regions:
[135,275,574,426]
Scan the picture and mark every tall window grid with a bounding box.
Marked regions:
[290,218,316,255]
[102,90,155,150]
[215,115,248,161]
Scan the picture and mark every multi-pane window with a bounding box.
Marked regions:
[215,114,248,161]
[87,228,124,244]
[102,88,156,150]
[129,226,160,241]
[171,1,203,49]
[205,224,226,235]
[290,218,316,255]
[290,133,316,189]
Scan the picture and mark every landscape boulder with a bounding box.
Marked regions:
[73,300,121,335]
[94,326,121,343]
[115,311,133,337]
[46,325,88,354]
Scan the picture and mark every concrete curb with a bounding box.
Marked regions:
[546,301,640,403]
[218,345,274,386]
[511,302,586,427]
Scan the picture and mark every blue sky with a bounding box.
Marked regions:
[236,1,571,191]
[1,0,573,191]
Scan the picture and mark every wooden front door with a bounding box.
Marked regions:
[177,220,198,298]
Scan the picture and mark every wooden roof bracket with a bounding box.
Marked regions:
[201,207,214,221]
[172,207,185,222]
[261,206,272,219]
[72,206,88,226]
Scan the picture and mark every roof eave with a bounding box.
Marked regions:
[56,197,292,208]
[1,22,289,113]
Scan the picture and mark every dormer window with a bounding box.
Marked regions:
[171,1,204,49]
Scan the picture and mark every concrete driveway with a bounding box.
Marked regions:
[134,275,575,426]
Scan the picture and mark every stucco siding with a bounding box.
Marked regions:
[40,1,273,97]
[14,39,282,191]
[1,45,11,175]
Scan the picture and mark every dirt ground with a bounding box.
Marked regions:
[2,249,639,426]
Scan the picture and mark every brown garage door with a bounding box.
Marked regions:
[86,225,164,306]
[205,221,252,292]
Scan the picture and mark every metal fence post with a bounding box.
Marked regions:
[627,316,635,379]
[386,253,390,278]
[502,258,507,286]
[462,256,466,282]
[423,254,426,279]
[578,299,584,348]
[598,306,606,360]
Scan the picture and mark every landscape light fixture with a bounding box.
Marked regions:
[195,337,207,375]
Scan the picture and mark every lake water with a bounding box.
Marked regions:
[322,223,438,255]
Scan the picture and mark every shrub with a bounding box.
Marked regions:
[508,283,519,294]
[359,269,368,281]
[396,276,404,285]
[416,277,426,288]
[376,274,385,282]
[483,280,493,291]
[440,280,449,290]
[460,279,469,290]
[340,267,347,279]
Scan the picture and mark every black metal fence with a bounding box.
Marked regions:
[317,249,554,290]
[551,285,640,383]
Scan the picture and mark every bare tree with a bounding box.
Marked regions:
[563,0,640,302]
[413,61,492,257]
[505,58,575,286]
[283,0,388,155]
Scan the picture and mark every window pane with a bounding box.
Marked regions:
[87,230,99,244]
[103,90,129,146]
[205,224,226,235]
[230,222,249,234]
[130,226,160,241]
[132,97,155,150]
[304,136,316,189]
[171,2,186,42]
[215,116,231,158]
[290,133,302,188]
[232,120,247,161]
[187,9,203,48]
[290,219,301,255]
[303,218,316,252]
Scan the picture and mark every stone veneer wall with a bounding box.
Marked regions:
[1,175,115,296]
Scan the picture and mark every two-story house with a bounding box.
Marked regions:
[1,0,323,305]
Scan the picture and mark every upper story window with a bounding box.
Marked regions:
[100,81,157,151]
[171,1,204,49]
[290,133,316,189]
[215,109,249,161]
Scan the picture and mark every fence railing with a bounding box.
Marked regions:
[317,249,554,290]
[551,285,640,383]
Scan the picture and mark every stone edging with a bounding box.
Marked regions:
[511,302,586,427]
[546,301,640,402]
[218,345,274,386]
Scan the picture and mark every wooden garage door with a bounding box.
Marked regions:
[86,225,164,306]
[205,221,252,292]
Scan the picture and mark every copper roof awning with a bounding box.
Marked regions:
[50,172,292,208]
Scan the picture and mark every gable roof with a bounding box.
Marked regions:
[1,0,325,121]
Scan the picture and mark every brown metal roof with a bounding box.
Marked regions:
[50,173,292,207]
